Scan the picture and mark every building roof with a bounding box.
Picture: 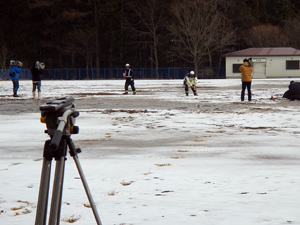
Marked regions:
[222,47,300,57]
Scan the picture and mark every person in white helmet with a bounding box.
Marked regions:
[123,63,136,95]
[183,71,198,96]
[31,61,45,99]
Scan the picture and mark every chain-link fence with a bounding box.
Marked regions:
[0,67,225,80]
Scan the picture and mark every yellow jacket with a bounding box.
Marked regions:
[239,62,253,82]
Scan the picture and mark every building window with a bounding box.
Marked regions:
[286,60,300,70]
[233,64,243,73]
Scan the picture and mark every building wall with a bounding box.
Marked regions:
[225,57,300,79]
[225,57,243,79]
[267,57,284,77]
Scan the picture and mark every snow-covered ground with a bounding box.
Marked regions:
[0,79,300,225]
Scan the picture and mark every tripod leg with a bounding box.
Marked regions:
[35,158,52,225]
[73,155,103,225]
[48,156,66,225]
[67,138,103,225]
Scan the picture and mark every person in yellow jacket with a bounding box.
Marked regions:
[239,58,253,101]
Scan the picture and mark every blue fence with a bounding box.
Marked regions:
[0,67,225,80]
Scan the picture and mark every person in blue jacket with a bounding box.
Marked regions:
[10,61,22,97]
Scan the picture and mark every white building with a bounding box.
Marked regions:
[222,47,300,79]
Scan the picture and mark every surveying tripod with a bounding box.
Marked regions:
[35,97,102,225]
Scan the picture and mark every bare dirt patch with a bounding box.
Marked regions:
[82,109,155,114]
[243,126,274,130]
[73,92,117,96]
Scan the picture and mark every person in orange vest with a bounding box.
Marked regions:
[239,58,253,101]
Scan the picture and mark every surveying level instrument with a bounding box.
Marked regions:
[35,97,102,225]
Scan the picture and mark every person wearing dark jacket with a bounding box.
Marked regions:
[31,61,44,99]
[10,61,22,97]
[122,63,136,95]
[239,58,253,101]
[283,81,300,100]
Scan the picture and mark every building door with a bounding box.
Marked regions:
[253,62,266,79]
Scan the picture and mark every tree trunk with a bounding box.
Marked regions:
[150,45,154,78]
[59,52,62,68]
[208,49,212,68]
[86,51,89,78]
[217,46,224,78]
[194,57,198,78]
[153,32,159,79]
[94,0,99,77]
[120,0,124,67]
[71,52,75,67]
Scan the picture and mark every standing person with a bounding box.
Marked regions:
[183,71,198,96]
[10,60,22,97]
[123,63,136,95]
[31,61,45,99]
[239,58,253,101]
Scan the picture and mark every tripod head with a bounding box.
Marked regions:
[40,97,80,150]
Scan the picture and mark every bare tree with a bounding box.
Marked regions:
[63,29,97,73]
[283,16,300,49]
[167,0,236,75]
[0,42,14,69]
[242,24,288,47]
[205,2,237,68]
[124,0,167,78]
[29,0,91,67]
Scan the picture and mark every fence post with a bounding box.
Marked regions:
[104,68,106,79]
[54,69,56,80]
[79,68,81,80]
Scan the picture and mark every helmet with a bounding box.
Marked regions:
[125,63,130,67]
[35,61,40,69]
[190,71,195,75]
[40,62,45,69]
[10,60,16,66]
[35,61,45,70]
[16,61,23,67]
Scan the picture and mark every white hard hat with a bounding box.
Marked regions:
[125,63,130,67]
[190,71,195,75]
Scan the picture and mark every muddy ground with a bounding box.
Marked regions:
[0,80,294,115]
[1,79,298,158]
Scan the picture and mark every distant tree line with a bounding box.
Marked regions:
[1,0,300,71]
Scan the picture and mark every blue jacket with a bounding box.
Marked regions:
[10,66,21,79]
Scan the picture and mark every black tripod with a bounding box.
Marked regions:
[35,97,102,225]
